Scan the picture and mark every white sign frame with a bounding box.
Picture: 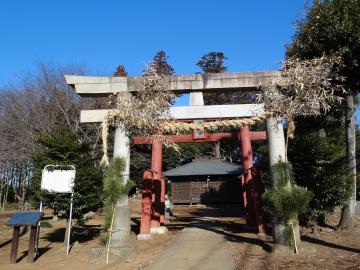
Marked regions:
[39,165,76,255]
[41,165,75,193]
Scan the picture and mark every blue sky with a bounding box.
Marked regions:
[1,0,310,106]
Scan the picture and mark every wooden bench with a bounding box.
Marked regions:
[7,212,44,264]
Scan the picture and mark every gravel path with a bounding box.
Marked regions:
[146,208,236,270]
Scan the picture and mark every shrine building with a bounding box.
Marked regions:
[164,157,243,205]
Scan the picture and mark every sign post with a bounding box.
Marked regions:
[66,192,74,255]
[40,165,76,255]
[35,201,43,255]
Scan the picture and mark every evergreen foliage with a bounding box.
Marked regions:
[262,162,312,246]
[196,52,227,73]
[286,0,360,228]
[151,51,174,76]
[28,126,103,224]
[287,0,360,92]
[262,185,313,224]
[289,130,352,225]
[130,145,151,189]
[102,158,134,228]
[113,65,128,77]
[262,162,313,224]
[100,158,134,243]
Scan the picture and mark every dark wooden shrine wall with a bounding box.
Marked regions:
[169,175,243,204]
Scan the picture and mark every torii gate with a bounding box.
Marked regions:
[65,71,287,247]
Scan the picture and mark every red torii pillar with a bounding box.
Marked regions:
[139,170,153,238]
[150,140,165,228]
[238,125,265,234]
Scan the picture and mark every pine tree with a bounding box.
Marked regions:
[113,65,128,77]
[262,162,312,248]
[287,0,360,228]
[151,51,174,76]
[289,129,352,226]
[196,52,227,73]
[28,126,103,224]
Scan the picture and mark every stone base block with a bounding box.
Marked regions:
[137,233,152,241]
[91,243,135,257]
[110,243,134,257]
[91,244,106,256]
[150,226,168,235]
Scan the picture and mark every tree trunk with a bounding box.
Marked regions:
[0,162,4,211]
[20,165,27,209]
[3,179,9,211]
[339,93,357,229]
[214,142,221,158]
[0,179,3,211]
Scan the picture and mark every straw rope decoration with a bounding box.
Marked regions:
[100,109,270,166]
[161,113,270,133]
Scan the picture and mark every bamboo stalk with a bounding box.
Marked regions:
[106,204,116,264]
[291,221,299,255]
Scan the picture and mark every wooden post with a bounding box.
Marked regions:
[151,141,163,228]
[240,175,247,210]
[160,177,166,224]
[252,166,266,234]
[238,126,258,228]
[28,226,37,263]
[10,226,20,264]
[139,170,153,236]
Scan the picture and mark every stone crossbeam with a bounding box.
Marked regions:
[65,71,280,97]
[79,103,264,123]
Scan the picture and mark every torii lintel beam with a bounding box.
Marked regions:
[65,71,280,97]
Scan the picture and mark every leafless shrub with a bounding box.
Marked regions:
[257,56,345,137]
[0,62,90,208]
[100,63,178,166]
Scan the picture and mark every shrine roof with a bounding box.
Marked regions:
[163,157,243,177]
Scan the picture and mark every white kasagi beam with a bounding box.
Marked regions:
[79,103,264,123]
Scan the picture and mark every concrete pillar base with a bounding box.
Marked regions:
[137,233,152,241]
[150,226,168,235]
[110,205,133,256]
[109,243,134,257]
[273,221,300,245]
[91,243,134,257]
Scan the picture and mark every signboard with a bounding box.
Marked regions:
[40,165,76,255]
[41,165,75,193]
[193,119,206,140]
[8,212,44,227]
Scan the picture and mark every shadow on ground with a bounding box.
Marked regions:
[42,224,103,244]
[15,245,52,263]
[132,205,360,255]
[301,235,360,253]
[0,226,28,249]
[132,206,272,252]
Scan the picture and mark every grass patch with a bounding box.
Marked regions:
[40,221,53,228]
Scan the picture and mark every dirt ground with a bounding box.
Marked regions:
[0,199,179,270]
[168,205,360,269]
[226,207,360,270]
[0,200,359,270]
